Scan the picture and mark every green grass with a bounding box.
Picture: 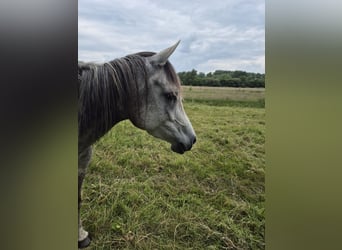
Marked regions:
[182,86,265,108]
[81,87,265,249]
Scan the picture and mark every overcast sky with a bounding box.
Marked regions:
[79,0,264,73]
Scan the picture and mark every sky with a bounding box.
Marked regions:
[78,0,264,73]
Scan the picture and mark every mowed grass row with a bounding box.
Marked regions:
[81,87,265,249]
[182,86,265,108]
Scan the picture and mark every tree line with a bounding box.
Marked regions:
[178,69,265,88]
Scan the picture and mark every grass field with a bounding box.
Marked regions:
[81,86,265,249]
[182,86,265,108]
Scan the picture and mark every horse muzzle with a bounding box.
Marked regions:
[171,135,197,154]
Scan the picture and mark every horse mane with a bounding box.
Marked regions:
[78,52,180,147]
[78,54,147,145]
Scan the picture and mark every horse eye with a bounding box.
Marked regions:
[165,93,177,102]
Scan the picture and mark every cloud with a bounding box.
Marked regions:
[79,0,264,73]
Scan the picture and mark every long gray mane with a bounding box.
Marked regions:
[78,52,179,148]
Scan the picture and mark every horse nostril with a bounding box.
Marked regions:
[193,136,197,145]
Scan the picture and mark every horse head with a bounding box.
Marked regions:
[130,41,196,154]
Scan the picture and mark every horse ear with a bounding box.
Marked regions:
[149,40,180,66]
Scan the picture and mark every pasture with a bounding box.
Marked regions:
[81,86,265,249]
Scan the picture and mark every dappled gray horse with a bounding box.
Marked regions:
[78,41,196,248]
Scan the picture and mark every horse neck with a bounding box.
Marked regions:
[103,57,145,123]
[79,57,144,146]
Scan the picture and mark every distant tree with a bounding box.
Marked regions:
[231,70,248,78]
[198,72,205,78]
[178,69,264,88]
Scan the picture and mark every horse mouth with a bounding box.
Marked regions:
[171,142,190,154]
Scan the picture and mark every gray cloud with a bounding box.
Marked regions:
[79,0,264,73]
